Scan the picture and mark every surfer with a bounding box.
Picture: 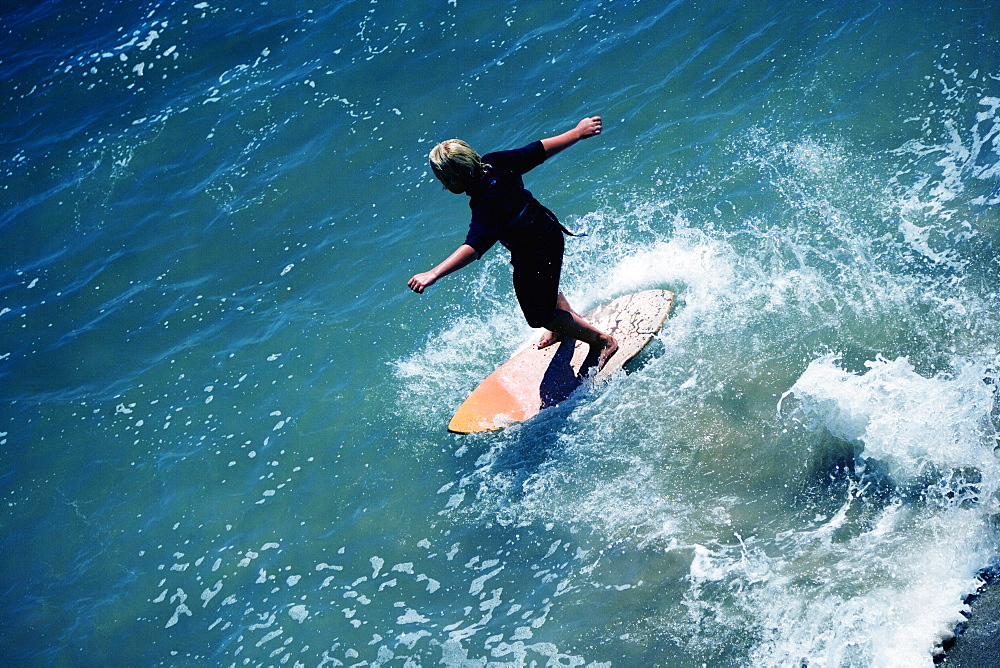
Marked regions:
[408,117,618,369]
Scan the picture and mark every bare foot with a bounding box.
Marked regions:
[537,330,563,349]
[595,335,619,371]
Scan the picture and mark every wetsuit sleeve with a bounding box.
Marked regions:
[480,140,546,175]
[464,199,503,257]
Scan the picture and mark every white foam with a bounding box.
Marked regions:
[288,604,308,622]
[784,354,998,485]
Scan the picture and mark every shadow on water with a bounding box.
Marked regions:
[442,362,596,507]
[455,338,669,503]
[485,355,595,485]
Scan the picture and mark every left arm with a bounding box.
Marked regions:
[540,116,602,159]
[407,244,479,294]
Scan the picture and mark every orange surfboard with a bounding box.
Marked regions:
[448,289,674,433]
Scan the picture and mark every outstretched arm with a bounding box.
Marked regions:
[408,244,479,294]
[540,116,602,159]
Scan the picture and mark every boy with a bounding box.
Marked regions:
[408,116,618,368]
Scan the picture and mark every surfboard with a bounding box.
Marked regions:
[447,289,674,434]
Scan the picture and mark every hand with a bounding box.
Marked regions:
[575,116,602,139]
[407,245,478,295]
[408,271,437,294]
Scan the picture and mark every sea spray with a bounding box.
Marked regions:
[782,354,999,489]
[765,353,1000,662]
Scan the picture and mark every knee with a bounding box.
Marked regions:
[525,311,554,329]
[528,308,565,330]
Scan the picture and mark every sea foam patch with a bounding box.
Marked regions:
[783,354,999,488]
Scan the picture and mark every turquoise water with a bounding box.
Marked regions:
[3,0,999,665]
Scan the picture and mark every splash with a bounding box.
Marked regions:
[783,354,999,488]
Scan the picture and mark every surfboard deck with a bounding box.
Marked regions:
[447,289,674,434]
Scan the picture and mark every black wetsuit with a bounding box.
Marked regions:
[463,140,570,328]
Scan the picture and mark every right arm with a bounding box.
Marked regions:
[540,116,602,159]
[407,244,479,294]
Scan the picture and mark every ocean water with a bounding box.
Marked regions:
[3,0,999,665]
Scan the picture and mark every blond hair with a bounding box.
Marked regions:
[429,139,482,192]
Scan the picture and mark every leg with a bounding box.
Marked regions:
[537,292,580,348]
[514,229,616,367]
[542,309,619,370]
